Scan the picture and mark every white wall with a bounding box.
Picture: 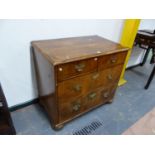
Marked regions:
[127,46,145,67]
[0,19,124,107]
[139,19,155,29]
[127,19,155,67]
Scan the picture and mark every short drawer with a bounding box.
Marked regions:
[57,57,98,82]
[98,51,127,70]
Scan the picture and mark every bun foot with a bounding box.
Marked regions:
[53,124,64,130]
[108,99,113,103]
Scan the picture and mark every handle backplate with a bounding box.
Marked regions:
[88,92,97,100]
[73,84,82,92]
[75,63,85,72]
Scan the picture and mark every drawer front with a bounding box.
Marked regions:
[85,85,117,109]
[59,96,86,122]
[57,75,88,103]
[103,64,123,85]
[88,64,123,90]
[84,90,101,109]
[57,64,123,103]
[57,57,98,82]
[59,85,117,122]
[100,85,117,103]
[59,92,101,122]
[98,52,127,70]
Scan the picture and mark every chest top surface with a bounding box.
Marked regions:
[31,35,129,65]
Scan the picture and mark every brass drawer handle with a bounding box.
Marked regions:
[75,63,85,72]
[72,100,81,112]
[88,92,97,100]
[92,73,99,80]
[103,92,109,98]
[111,57,117,63]
[73,84,82,92]
[107,74,112,80]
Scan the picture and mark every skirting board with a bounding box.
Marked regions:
[9,98,39,112]
[126,63,141,70]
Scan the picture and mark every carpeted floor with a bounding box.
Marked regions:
[11,62,155,135]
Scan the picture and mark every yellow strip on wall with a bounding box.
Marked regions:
[118,19,141,86]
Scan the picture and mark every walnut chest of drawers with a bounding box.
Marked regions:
[31,35,128,129]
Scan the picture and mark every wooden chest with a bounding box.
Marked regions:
[31,35,128,129]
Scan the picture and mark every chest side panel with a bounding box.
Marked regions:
[32,47,59,125]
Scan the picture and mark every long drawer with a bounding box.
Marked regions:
[59,85,117,122]
[57,64,123,103]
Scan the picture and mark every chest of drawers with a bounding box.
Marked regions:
[32,35,128,129]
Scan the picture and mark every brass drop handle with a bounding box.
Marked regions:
[107,74,113,80]
[111,57,117,63]
[103,92,109,98]
[72,101,81,112]
[73,84,82,92]
[92,73,99,80]
[88,92,97,100]
[75,63,85,72]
